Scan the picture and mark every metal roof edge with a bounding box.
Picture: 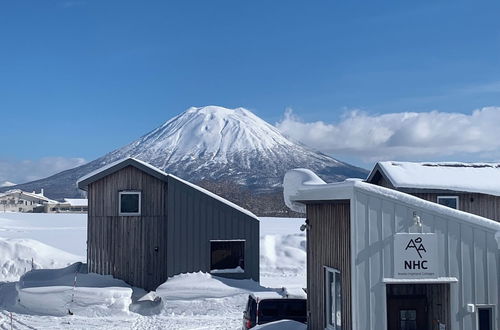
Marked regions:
[76,157,258,221]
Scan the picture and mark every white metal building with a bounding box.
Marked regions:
[284,169,500,330]
[0,189,55,212]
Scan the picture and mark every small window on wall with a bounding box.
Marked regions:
[119,191,141,216]
[437,196,459,209]
[210,240,245,273]
[477,306,494,330]
[324,266,342,330]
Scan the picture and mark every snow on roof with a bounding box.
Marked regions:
[371,161,500,196]
[284,169,500,235]
[77,157,259,220]
[76,158,135,185]
[63,198,88,207]
[0,189,56,203]
[250,291,286,300]
[283,169,326,214]
[250,288,306,300]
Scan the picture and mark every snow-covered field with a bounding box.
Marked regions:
[0,213,306,329]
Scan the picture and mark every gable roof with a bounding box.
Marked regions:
[77,157,258,220]
[366,161,500,196]
[284,168,500,237]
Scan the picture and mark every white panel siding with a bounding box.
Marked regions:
[351,188,500,330]
[355,194,370,330]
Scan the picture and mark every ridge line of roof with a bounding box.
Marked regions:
[76,157,259,220]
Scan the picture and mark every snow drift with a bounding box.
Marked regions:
[0,237,82,282]
[17,263,132,316]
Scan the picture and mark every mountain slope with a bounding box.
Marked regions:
[1,106,368,213]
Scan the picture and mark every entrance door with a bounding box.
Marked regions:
[387,296,428,330]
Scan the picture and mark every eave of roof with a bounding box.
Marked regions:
[285,169,500,234]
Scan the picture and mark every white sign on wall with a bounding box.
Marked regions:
[394,233,438,279]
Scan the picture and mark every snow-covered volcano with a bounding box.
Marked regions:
[1,106,367,200]
[102,105,365,188]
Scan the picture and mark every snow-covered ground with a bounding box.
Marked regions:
[0,213,306,329]
[0,213,87,256]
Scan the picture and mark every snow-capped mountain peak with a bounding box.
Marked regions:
[130,105,295,163]
[1,106,368,201]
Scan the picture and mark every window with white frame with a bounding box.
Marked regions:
[324,266,342,329]
[437,196,459,209]
[119,191,141,216]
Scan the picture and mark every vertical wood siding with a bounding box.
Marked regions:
[87,166,168,291]
[306,201,351,330]
[371,174,500,222]
[412,192,500,222]
[87,165,259,291]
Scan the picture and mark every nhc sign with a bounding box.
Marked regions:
[394,233,438,279]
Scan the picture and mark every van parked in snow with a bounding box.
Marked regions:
[242,290,307,329]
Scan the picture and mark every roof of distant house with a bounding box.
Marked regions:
[366,161,500,196]
[0,189,56,203]
[63,198,88,207]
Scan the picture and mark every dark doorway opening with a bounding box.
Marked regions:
[386,283,450,330]
[477,306,494,330]
[210,240,245,271]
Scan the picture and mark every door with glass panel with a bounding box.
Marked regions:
[324,267,342,330]
[387,297,427,330]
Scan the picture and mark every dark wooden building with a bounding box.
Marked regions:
[284,168,500,330]
[77,158,259,291]
[367,161,500,222]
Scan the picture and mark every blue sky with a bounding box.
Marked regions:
[1,0,500,183]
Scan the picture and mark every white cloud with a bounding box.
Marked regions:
[0,157,87,185]
[275,107,500,163]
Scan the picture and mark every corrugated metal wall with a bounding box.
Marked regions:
[166,177,259,282]
[351,188,499,330]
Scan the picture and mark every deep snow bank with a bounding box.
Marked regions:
[156,271,270,300]
[0,237,83,282]
[17,263,132,316]
[155,271,275,321]
[259,218,306,287]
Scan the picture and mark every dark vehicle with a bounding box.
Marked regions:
[242,291,307,329]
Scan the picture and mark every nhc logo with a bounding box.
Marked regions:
[394,233,437,279]
[405,237,427,258]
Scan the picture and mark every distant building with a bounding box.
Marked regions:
[77,157,260,291]
[0,189,88,213]
[45,198,88,213]
[367,161,500,222]
[0,189,55,212]
[284,168,500,330]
